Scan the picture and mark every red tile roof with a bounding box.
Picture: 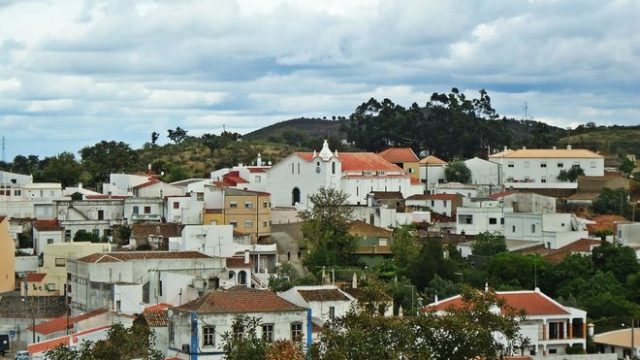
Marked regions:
[349,220,392,237]
[489,191,516,200]
[33,219,62,231]
[410,177,422,185]
[543,239,601,263]
[296,152,402,172]
[226,256,253,268]
[133,179,160,189]
[247,167,268,173]
[27,326,110,354]
[176,287,305,314]
[587,215,630,233]
[77,251,210,263]
[141,303,171,327]
[419,155,447,165]
[84,195,130,200]
[28,308,108,335]
[25,273,47,282]
[426,290,569,316]
[408,194,460,201]
[298,289,350,302]
[377,148,419,163]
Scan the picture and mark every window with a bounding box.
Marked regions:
[332,162,336,174]
[263,221,267,228]
[557,162,564,168]
[144,206,151,214]
[512,225,516,233]
[244,220,253,228]
[92,229,99,237]
[291,163,295,174]
[203,326,215,346]
[229,201,238,209]
[55,258,66,267]
[524,161,529,168]
[244,201,253,209]
[431,200,435,207]
[590,161,596,168]
[173,202,180,209]
[255,175,262,183]
[442,200,446,207]
[507,162,514,168]
[64,230,71,241]
[132,206,139,215]
[458,214,473,224]
[47,238,54,244]
[541,177,547,183]
[500,218,505,225]
[540,162,547,168]
[291,323,303,342]
[233,325,244,340]
[263,201,268,208]
[197,192,204,201]
[531,224,536,233]
[489,218,497,225]
[14,189,21,196]
[262,324,274,342]
[169,322,175,346]
[297,163,300,174]
[97,210,104,220]
[229,221,238,228]
[329,306,336,320]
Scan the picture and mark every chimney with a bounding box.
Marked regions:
[244,249,250,264]
[552,146,556,150]
[567,145,572,150]
[484,282,489,292]
[588,323,595,337]
[522,146,526,150]
[352,273,357,289]
[503,146,508,151]
[256,153,262,167]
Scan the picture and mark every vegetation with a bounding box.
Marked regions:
[222,316,304,360]
[557,165,585,182]
[444,159,472,184]
[471,232,508,257]
[591,188,630,215]
[45,323,163,360]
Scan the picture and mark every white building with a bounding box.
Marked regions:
[165,195,203,224]
[54,198,125,241]
[168,287,310,360]
[278,285,356,326]
[494,192,557,214]
[489,146,605,189]
[432,182,479,198]
[124,197,164,223]
[456,198,513,235]
[616,223,640,246]
[209,154,271,193]
[267,140,419,208]
[427,288,588,356]
[102,173,151,196]
[419,155,447,191]
[133,179,184,198]
[504,213,589,249]
[465,157,501,186]
[33,219,64,256]
[66,251,226,315]
[406,193,463,218]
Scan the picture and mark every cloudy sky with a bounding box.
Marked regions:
[0,0,638,159]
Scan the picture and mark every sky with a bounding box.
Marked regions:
[0,0,638,160]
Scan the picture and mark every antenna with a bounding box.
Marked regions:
[1,136,5,163]
[522,102,529,120]
[534,261,537,289]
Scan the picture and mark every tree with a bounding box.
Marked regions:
[151,131,160,145]
[619,156,636,176]
[591,188,629,215]
[201,133,222,155]
[445,160,471,184]
[265,340,304,360]
[167,127,188,144]
[73,230,101,243]
[557,165,585,182]
[40,152,83,187]
[80,141,138,185]
[46,322,163,360]
[390,225,420,277]
[471,232,508,256]
[409,238,454,291]
[222,316,270,360]
[300,187,356,269]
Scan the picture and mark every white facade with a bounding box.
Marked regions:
[617,223,640,246]
[103,173,150,195]
[135,181,184,198]
[34,228,64,256]
[267,141,416,208]
[456,199,513,235]
[490,146,605,189]
[433,182,478,198]
[124,197,164,223]
[165,196,203,224]
[465,157,501,186]
[420,163,447,191]
[278,285,356,326]
[504,213,589,249]
[500,192,557,214]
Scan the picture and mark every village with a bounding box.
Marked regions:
[0,138,638,360]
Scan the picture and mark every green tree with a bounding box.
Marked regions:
[471,232,508,256]
[46,323,163,360]
[557,165,585,182]
[80,141,138,185]
[444,159,471,184]
[222,316,269,360]
[73,230,101,243]
[409,238,454,291]
[390,225,420,277]
[591,188,629,215]
[40,152,83,187]
[300,187,356,269]
[619,156,636,176]
[167,126,188,144]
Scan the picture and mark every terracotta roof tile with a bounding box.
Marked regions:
[349,220,392,237]
[226,256,253,268]
[176,287,304,314]
[34,219,62,231]
[28,308,108,335]
[133,179,160,189]
[298,289,350,302]
[377,148,419,163]
[426,290,569,316]
[141,303,171,327]
[543,239,601,263]
[295,152,402,172]
[586,215,630,233]
[370,191,403,200]
[25,273,47,282]
[489,191,516,200]
[410,177,422,185]
[84,195,130,200]
[78,251,210,263]
[489,148,603,159]
[419,155,447,165]
[27,326,110,355]
[131,223,183,239]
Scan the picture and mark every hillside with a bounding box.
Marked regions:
[559,125,640,156]
[242,117,349,142]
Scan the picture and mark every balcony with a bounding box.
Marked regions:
[131,213,162,222]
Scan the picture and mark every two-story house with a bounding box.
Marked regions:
[203,188,272,242]
[378,147,421,179]
[456,198,513,235]
[278,285,356,327]
[168,287,310,359]
[426,288,587,356]
[419,155,447,191]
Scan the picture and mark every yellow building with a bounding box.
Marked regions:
[204,188,272,242]
[0,216,16,293]
[36,242,113,296]
[378,147,421,179]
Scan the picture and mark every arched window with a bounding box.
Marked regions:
[238,271,247,285]
[292,187,301,205]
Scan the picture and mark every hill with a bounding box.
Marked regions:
[242,117,349,142]
[559,125,640,156]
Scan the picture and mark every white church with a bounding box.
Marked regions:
[267,140,424,208]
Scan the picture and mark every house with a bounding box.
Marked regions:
[504,213,589,249]
[465,157,501,186]
[134,303,172,356]
[348,221,393,267]
[593,327,640,358]
[456,198,513,235]
[377,147,420,179]
[494,192,557,214]
[133,179,183,198]
[23,183,63,219]
[26,308,109,344]
[367,191,405,210]
[278,285,356,326]
[130,222,183,249]
[165,195,203,225]
[21,272,57,297]
[267,140,419,208]
[490,146,605,189]
[27,325,110,359]
[209,154,271,193]
[202,188,271,242]
[432,182,479,198]
[54,198,125,241]
[406,193,463,218]
[168,287,310,360]
[419,155,447,191]
[617,223,640,246]
[103,172,154,196]
[124,197,164,223]
[66,251,226,315]
[33,219,64,256]
[426,288,588,356]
